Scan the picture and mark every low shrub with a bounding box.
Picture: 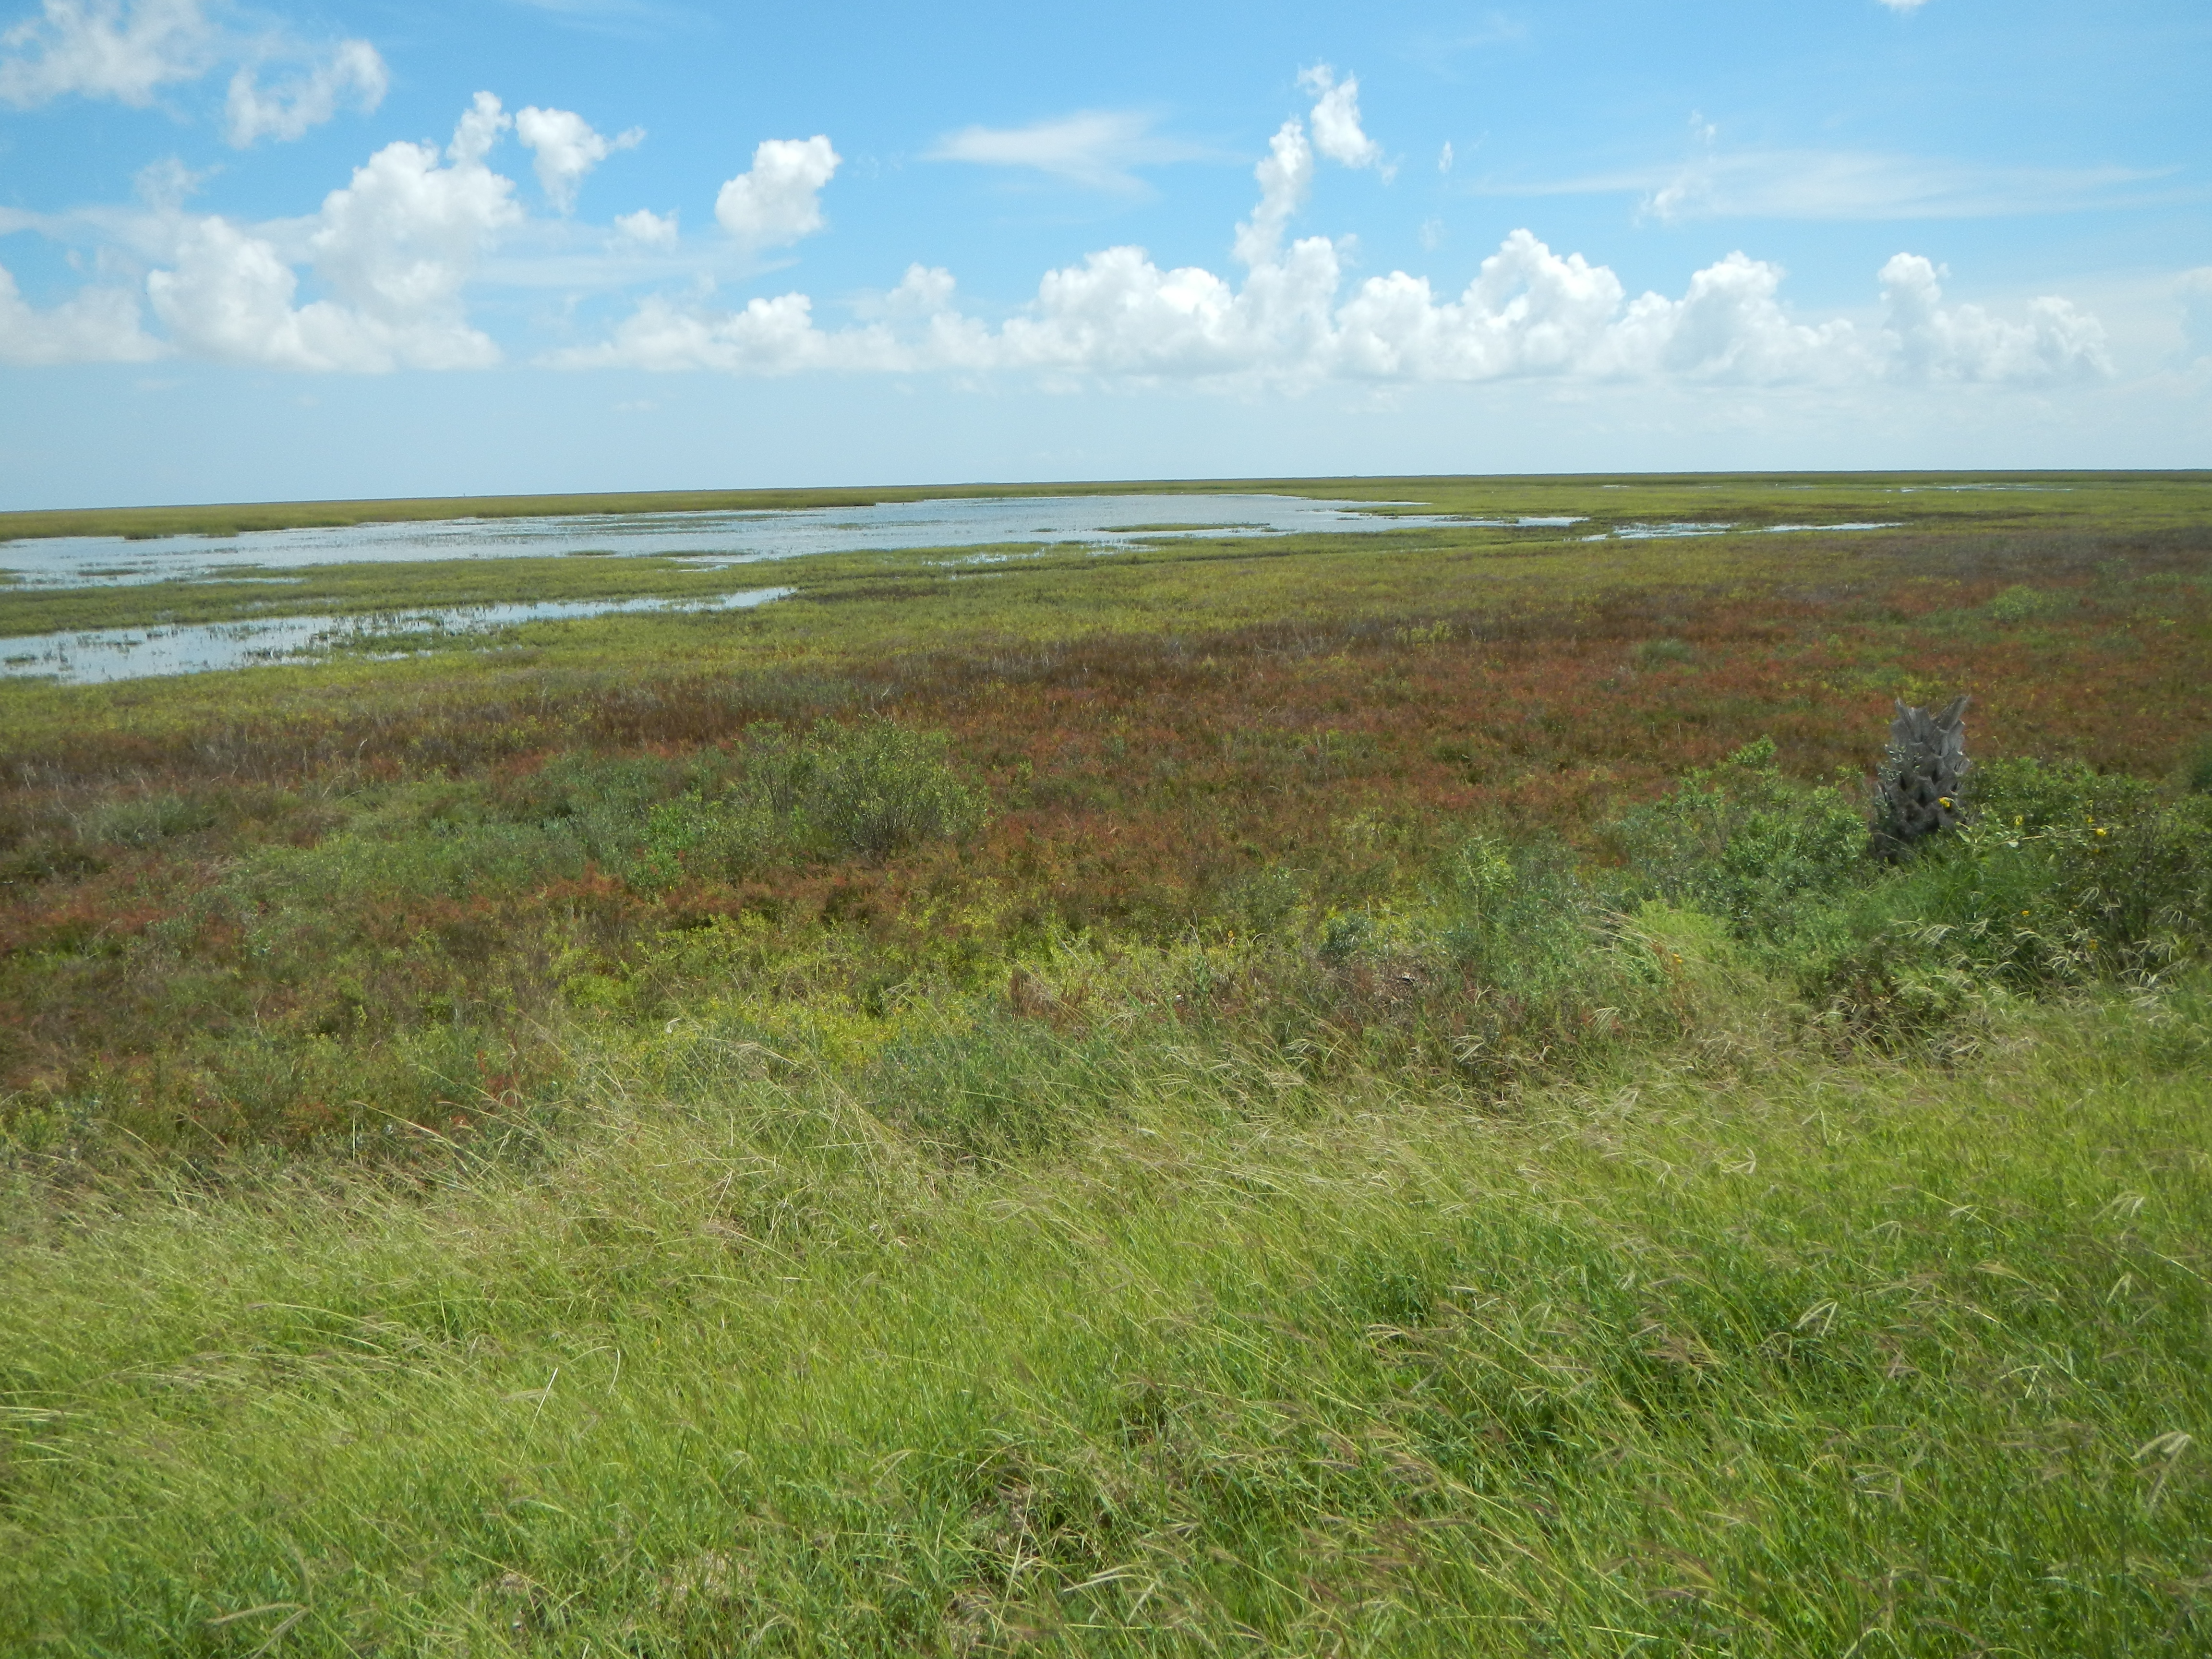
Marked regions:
[2184,736,2212,796]
[1608,737,1868,939]
[1787,762,2212,1033]
[641,717,988,882]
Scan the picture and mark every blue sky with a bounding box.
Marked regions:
[0,0,2206,507]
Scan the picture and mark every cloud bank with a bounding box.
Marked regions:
[0,261,163,363]
[0,78,2114,392]
[557,104,2110,389]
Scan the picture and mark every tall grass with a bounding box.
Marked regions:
[2,966,2208,1653]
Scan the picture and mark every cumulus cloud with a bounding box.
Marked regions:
[1232,119,1312,267]
[928,109,1207,194]
[546,264,979,375]
[557,181,2111,393]
[0,0,212,107]
[1877,254,2109,381]
[714,136,839,248]
[516,104,643,213]
[1297,64,1384,172]
[0,262,165,363]
[613,206,678,248]
[147,91,522,371]
[225,37,386,146]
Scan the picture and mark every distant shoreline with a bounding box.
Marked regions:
[6,469,2202,542]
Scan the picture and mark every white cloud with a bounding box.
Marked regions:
[1511,147,2174,224]
[1298,64,1384,172]
[133,152,206,208]
[448,88,511,166]
[1438,141,1453,174]
[2179,268,2212,361]
[549,263,986,375]
[0,0,211,108]
[550,290,884,374]
[12,70,2108,393]
[927,110,1208,194]
[516,104,643,213]
[557,191,2111,393]
[613,206,678,248]
[1333,231,1630,381]
[147,92,522,371]
[714,136,839,248]
[1876,0,1931,11]
[1609,251,1857,380]
[0,261,164,363]
[1878,254,2110,381]
[225,38,386,146]
[1232,119,1312,266]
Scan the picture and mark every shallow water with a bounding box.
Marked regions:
[0,493,1499,589]
[1583,520,1903,541]
[0,588,791,686]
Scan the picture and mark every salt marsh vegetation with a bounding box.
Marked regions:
[1,470,2209,1654]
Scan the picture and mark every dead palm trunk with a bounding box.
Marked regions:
[1873,694,1969,858]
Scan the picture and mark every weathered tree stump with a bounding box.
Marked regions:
[1873,694,1969,858]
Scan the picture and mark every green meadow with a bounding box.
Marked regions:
[3,472,2211,1654]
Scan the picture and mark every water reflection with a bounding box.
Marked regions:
[0,493,1495,589]
[1,588,792,686]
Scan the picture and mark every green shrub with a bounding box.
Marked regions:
[2184,738,2212,796]
[1986,583,2064,624]
[1789,767,2212,1028]
[1421,833,1662,1074]
[80,790,220,846]
[1970,755,2156,831]
[486,719,986,890]
[793,717,988,858]
[1609,737,1869,939]
[1208,863,1304,939]
[633,718,988,882]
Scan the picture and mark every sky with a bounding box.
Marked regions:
[0,0,2206,508]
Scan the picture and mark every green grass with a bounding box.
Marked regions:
[3,961,2209,1654]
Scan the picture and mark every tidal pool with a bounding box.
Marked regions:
[1583,521,1903,541]
[0,493,1498,589]
[0,588,792,686]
